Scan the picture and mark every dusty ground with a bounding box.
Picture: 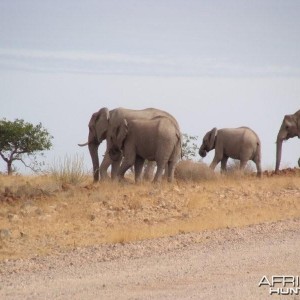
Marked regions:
[0,219,300,299]
[0,169,300,299]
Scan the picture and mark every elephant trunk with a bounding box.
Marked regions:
[199,146,207,158]
[275,137,283,173]
[109,146,122,162]
[275,124,288,173]
[88,142,100,182]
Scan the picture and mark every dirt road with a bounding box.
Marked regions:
[1,218,300,299]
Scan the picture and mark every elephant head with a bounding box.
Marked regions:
[275,110,300,172]
[108,146,122,162]
[78,107,110,181]
[199,127,217,158]
[109,118,128,151]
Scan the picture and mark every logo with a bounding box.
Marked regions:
[259,275,300,295]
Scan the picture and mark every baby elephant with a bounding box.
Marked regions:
[199,127,262,177]
[109,116,181,182]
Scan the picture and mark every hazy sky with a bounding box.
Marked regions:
[1,0,300,174]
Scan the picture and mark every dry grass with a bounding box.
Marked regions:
[175,160,216,181]
[48,154,88,185]
[226,159,256,174]
[0,169,300,260]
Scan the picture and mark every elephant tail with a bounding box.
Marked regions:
[176,131,183,159]
[255,140,262,162]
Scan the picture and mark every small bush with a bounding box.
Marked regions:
[49,154,87,185]
[175,160,216,181]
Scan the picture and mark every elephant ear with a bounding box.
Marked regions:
[115,118,128,149]
[290,112,300,137]
[93,107,110,142]
[208,127,217,150]
[284,115,293,127]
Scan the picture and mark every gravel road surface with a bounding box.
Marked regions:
[1,218,300,299]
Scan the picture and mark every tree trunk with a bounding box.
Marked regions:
[7,161,13,175]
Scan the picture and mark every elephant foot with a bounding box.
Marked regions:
[167,176,176,183]
[152,178,163,184]
[118,176,134,185]
[100,175,110,182]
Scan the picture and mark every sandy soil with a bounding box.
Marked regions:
[1,172,300,262]
[1,218,300,300]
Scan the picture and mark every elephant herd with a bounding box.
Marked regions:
[79,107,300,182]
[78,107,181,182]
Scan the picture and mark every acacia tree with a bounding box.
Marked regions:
[0,119,53,175]
[182,133,199,160]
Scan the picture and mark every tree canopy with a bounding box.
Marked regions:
[182,133,199,160]
[0,118,53,174]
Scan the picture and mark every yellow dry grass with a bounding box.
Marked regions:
[0,171,300,260]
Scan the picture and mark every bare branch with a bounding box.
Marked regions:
[0,152,9,163]
[17,158,39,173]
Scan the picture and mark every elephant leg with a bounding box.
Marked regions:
[256,162,262,178]
[163,164,169,179]
[134,156,145,183]
[100,151,112,180]
[253,157,262,178]
[221,156,229,173]
[118,157,135,180]
[239,160,247,171]
[167,160,176,182]
[153,161,167,183]
[111,156,123,180]
[143,161,156,181]
[209,156,221,170]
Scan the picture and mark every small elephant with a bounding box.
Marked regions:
[109,116,182,183]
[199,127,262,177]
[78,107,180,182]
[275,109,300,173]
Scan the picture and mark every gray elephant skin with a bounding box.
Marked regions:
[199,127,262,177]
[108,116,182,183]
[78,107,180,182]
[275,109,300,173]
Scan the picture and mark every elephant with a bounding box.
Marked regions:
[108,116,182,183]
[78,107,180,182]
[275,109,300,173]
[199,127,262,177]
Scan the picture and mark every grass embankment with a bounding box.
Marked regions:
[0,165,300,260]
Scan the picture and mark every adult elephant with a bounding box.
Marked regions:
[199,127,262,177]
[78,107,180,182]
[108,116,182,183]
[275,109,300,173]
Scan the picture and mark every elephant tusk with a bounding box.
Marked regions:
[78,142,89,147]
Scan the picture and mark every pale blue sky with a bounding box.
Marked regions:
[0,0,299,173]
